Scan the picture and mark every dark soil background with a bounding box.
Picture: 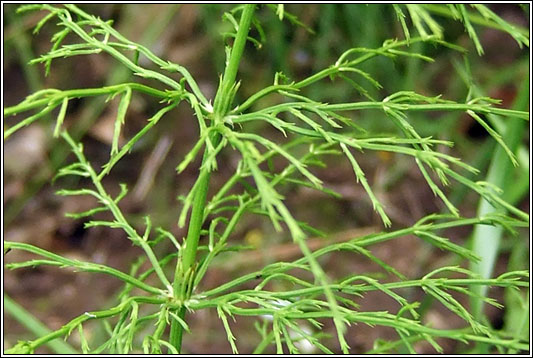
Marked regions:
[3,4,530,354]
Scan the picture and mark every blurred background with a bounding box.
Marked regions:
[3,4,530,354]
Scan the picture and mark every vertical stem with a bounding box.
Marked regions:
[169,5,256,353]
[213,4,257,118]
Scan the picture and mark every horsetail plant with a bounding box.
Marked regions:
[3,4,530,354]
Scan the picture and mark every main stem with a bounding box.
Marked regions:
[169,5,256,353]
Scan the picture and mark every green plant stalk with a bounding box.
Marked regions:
[214,5,256,118]
[169,5,256,352]
[4,84,167,117]
[5,295,165,354]
[4,294,79,354]
[5,241,163,295]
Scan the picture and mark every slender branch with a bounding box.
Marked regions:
[169,5,256,352]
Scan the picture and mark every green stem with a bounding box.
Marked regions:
[213,5,256,118]
[4,295,79,354]
[169,5,256,353]
[4,83,168,117]
[5,295,163,354]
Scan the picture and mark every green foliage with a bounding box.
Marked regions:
[3,4,529,354]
